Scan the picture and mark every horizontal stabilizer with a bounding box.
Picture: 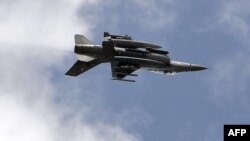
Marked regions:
[65,60,100,76]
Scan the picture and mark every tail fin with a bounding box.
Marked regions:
[75,34,94,45]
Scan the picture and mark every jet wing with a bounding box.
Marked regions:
[111,39,161,49]
[65,60,100,76]
[111,61,140,82]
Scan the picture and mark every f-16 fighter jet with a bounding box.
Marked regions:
[66,32,206,82]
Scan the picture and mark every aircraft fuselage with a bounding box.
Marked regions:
[66,33,206,81]
[74,45,204,73]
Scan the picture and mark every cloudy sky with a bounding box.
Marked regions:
[1,0,250,141]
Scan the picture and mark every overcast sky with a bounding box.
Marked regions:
[1,0,250,141]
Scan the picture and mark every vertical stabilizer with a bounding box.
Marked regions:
[75,34,94,45]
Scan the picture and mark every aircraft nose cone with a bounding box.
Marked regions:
[190,64,207,71]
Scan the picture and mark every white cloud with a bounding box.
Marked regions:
[196,0,250,111]
[80,0,176,32]
[132,0,175,30]
[0,95,55,141]
[208,52,250,108]
[218,0,250,46]
[113,107,153,130]
[0,36,141,141]
[0,0,144,141]
[0,0,91,49]
[199,0,250,109]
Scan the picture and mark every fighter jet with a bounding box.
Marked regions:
[66,32,206,82]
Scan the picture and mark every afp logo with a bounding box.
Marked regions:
[224,125,250,141]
